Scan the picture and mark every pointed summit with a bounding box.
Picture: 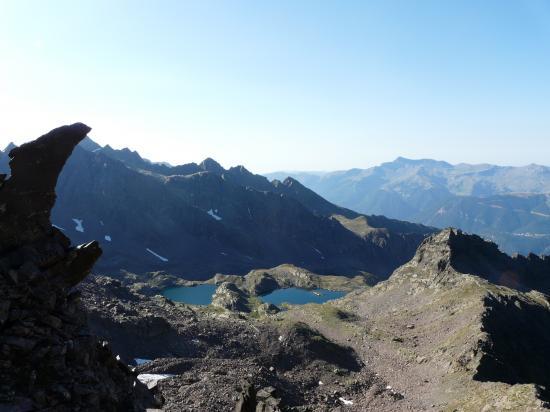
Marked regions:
[229,165,252,175]
[282,176,299,187]
[199,157,225,174]
[78,136,102,152]
[3,142,17,153]
[395,228,550,293]
[0,143,17,174]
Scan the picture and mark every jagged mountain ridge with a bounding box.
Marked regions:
[1,138,433,280]
[266,158,550,256]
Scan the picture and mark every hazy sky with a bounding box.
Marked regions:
[1,1,549,173]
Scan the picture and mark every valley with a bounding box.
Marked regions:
[1,124,549,411]
[3,2,549,411]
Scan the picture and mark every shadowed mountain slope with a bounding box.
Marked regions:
[5,139,434,280]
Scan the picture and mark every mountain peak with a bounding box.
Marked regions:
[79,136,102,152]
[398,228,550,293]
[4,142,17,152]
[229,165,252,175]
[199,157,225,174]
[282,176,299,186]
[408,228,501,278]
[391,156,452,168]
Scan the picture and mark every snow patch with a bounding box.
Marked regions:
[137,373,175,389]
[513,232,549,238]
[72,218,84,232]
[146,248,169,262]
[339,397,354,406]
[104,235,112,242]
[52,224,65,231]
[313,247,325,260]
[207,209,222,221]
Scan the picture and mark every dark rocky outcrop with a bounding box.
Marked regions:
[0,124,154,411]
[407,228,550,294]
[211,264,372,296]
[234,381,281,412]
[211,282,251,312]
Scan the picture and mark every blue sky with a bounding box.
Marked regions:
[1,1,549,172]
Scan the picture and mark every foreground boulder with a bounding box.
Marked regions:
[0,124,154,411]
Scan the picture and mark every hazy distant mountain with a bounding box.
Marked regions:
[0,140,432,280]
[266,158,550,256]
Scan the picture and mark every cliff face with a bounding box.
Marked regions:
[0,124,153,411]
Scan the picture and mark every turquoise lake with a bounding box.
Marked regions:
[162,284,218,305]
[260,288,346,306]
[162,285,346,306]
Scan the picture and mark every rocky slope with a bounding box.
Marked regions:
[79,275,375,411]
[77,228,550,410]
[267,158,550,255]
[0,124,154,411]
[281,229,550,410]
[9,139,433,280]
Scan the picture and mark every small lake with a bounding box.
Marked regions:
[161,285,346,307]
[260,288,346,306]
[161,284,217,305]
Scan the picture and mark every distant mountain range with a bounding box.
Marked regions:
[0,140,432,280]
[266,158,550,256]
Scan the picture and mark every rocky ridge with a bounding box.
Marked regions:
[0,124,154,411]
[281,228,550,410]
[19,138,436,280]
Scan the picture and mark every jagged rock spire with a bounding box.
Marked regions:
[0,123,154,411]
